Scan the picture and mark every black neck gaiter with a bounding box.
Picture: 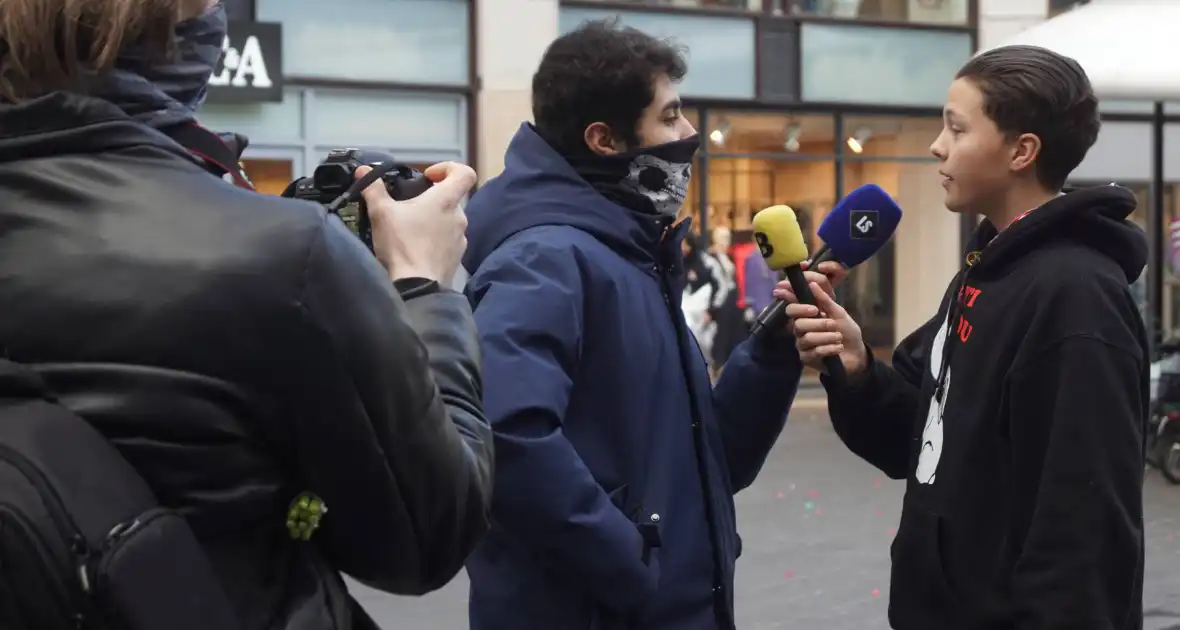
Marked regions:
[566,135,701,218]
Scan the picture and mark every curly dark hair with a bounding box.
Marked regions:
[532,18,688,157]
[955,45,1100,191]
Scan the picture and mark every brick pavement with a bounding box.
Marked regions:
[352,402,1180,629]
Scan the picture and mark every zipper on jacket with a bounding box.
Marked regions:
[0,444,93,598]
[655,255,736,630]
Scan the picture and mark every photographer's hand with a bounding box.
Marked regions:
[357,162,476,285]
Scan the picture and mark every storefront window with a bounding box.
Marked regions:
[241,159,294,196]
[686,111,945,354]
[841,115,943,349]
[310,91,466,152]
[776,0,968,25]
[257,0,469,85]
[559,8,756,99]
[199,88,306,143]
[705,156,836,232]
[701,112,836,233]
[800,24,971,107]
[706,112,836,156]
[841,162,899,349]
[573,0,761,11]
[840,116,941,158]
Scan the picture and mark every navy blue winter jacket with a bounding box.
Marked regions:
[462,124,803,630]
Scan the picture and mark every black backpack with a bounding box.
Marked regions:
[0,359,242,630]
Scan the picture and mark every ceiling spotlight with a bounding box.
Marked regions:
[784,122,802,152]
[846,127,873,154]
[709,119,731,147]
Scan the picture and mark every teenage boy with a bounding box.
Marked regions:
[783,45,1148,629]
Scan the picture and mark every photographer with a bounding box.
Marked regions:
[0,1,492,629]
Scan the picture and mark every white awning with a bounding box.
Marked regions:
[991,0,1180,102]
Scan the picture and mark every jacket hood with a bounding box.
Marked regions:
[967,184,1146,283]
[463,123,672,273]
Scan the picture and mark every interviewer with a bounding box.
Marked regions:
[0,1,492,629]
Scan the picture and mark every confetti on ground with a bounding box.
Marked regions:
[783,570,794,579]
[888,528,896,536]
[788,483,796,492]
[814,507,825,516]
[875,509,884,517]
[1168,535,1175,542]
[806,489,821,499]
[804,501,815,511]
[873,479,883,489]
[872,588,881,598]
[775,491,785,499]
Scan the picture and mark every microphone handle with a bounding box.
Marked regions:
[750,256,844,340]
[808,246,839,267]
[750,300,788,340]
[805,243,832,267]
[784,266,846,384]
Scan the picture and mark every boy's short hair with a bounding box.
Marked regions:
[956,45,1100,190]
[531,19,687,156]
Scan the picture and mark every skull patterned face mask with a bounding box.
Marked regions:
[568,134,701,218]
[617,135,700,217]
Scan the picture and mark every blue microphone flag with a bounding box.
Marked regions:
[815,184,903,267]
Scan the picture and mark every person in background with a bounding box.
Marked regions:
[461,19,804,630]
[682,232,720,363]
[705,226,744,371]
[0,1,493,628]
[742,251,778,325]
[783,45,1147,629]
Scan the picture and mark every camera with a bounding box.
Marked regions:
[282,149,433,251]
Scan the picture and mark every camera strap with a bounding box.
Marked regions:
[324,161,401,212]
[166,123,256,191]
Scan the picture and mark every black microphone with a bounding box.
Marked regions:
[749,205,845,383]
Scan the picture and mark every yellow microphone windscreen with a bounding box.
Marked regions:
[751,205,810,270]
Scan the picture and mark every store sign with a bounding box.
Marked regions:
[208,21,283,104]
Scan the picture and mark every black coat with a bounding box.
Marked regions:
[0,92,493,630]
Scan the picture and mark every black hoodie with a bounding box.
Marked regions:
[826,185,1148,630]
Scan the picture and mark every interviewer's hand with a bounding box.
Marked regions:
[356,162,476,285]
[772,260,847,303]
[773,262,868,380]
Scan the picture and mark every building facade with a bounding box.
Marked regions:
[989,0,1180,342]
[478,0,976,350]
[198,0,474,196]
[215,0,1179,349]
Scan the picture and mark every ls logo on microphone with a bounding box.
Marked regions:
[850,211,879,240]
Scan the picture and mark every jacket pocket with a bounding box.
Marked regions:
[606,485,662,570]
[601,484,660,629]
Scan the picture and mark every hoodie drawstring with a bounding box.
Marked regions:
[934,250,980,405]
